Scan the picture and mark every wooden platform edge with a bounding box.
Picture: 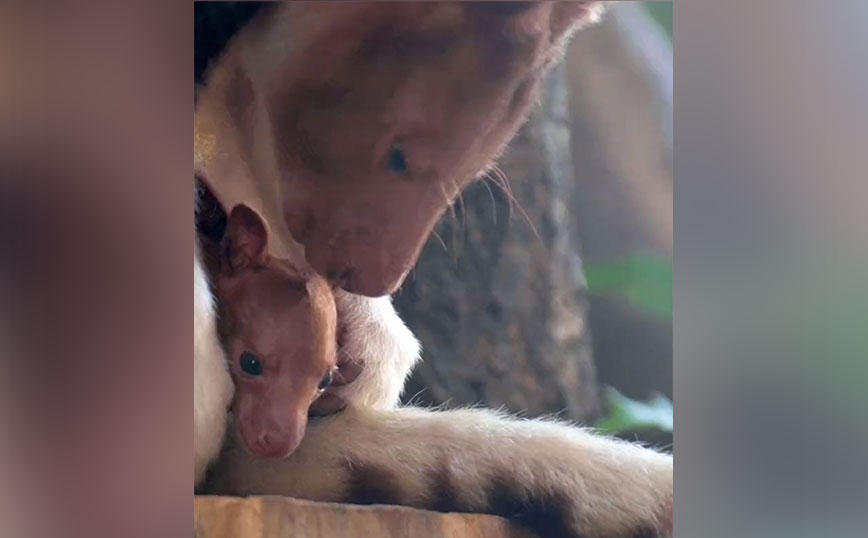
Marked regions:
[194,495,536,538]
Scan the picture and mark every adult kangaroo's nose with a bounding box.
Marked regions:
[299,222,420,297]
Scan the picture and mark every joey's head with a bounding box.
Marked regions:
[201,1,603,296]
[214,204,338,459]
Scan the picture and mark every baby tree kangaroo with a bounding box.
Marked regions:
[203,207,673,537]
[199,203,672,538]
[207,313,673,538]
[210,203,371,458]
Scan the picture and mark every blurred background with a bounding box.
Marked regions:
[394,2,674,448]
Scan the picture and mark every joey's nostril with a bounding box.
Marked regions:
[258,431,282,456]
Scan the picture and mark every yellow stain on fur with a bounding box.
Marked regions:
[195,112,217,170]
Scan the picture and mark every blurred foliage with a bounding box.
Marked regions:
[643,2,673,39]
[584,254,673,321]
[594,386,673,435]
[578,3,674,437]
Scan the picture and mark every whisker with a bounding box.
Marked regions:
[431,229,448,252]
[481,176,498,225]
[451,179,466,258]
[404,387,428,407]
[489,164,540,242]
[451,179,466,230]
[440,184,460,266]
[439,184,457,224]
[490,165,513,222]
[511,193,541,241]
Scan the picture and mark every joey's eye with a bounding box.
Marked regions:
[318,369,334,391]
[239,352,262,376]
[386,145,408,174]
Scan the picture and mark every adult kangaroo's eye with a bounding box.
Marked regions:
[239,352,262,376]
[318,369,334,391]
[386,145,408,174]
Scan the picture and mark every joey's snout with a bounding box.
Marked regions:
[237,401,308,459]
[250,422,305,459]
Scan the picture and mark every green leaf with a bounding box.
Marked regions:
[644,2,673,40]
[594,386,673,435]
[583,254,673,320]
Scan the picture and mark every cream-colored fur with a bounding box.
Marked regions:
[194,160,672,538]
[202,263,673,536]
[209,405,672,537]
[193,243,234,485]
[330,290,421,409]
[194,220,672,537]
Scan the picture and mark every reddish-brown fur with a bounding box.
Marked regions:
[211,204,342,459]
[199,1,601,296]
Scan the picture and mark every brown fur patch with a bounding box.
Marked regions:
[655,492,674,537]
[280,99,325,174]
[424,458,462,514]
[343,460,404,506]
[225,66,254,127]
[486,473,579,538]
[224,65,259,165]
[630,527,660,538]
[466,2,538,18]
[356,27,455,64]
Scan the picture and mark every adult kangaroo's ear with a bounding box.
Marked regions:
[466,1,605,70]
[466,1,604,34]
[550,1,606,44]
[223,204,268,272]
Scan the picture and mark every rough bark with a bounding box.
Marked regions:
[395,64,599,422]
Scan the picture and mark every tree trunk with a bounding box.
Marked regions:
[395,64,599,422]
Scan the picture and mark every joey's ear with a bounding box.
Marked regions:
[223,204,268,271]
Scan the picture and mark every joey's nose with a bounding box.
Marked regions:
[253,425,303,459]
[254,431,287,458]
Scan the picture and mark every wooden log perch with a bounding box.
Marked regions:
[194,496,537,538]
